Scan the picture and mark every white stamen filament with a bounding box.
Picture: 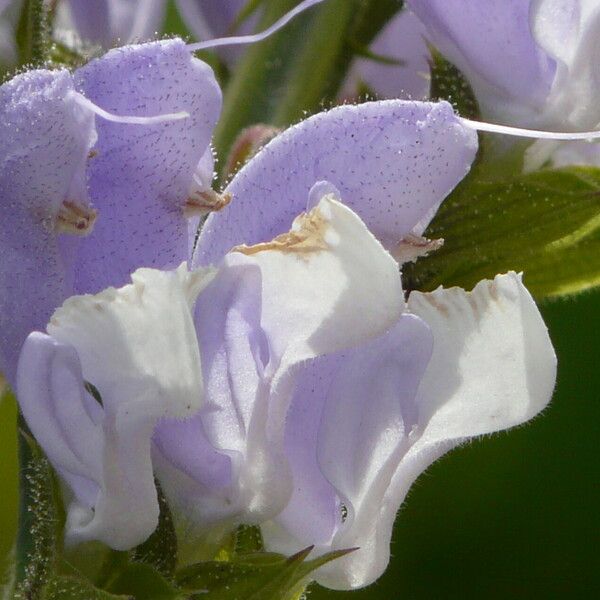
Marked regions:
[71,91,189,125]
[187,0,327,52]
[460,117,600,141]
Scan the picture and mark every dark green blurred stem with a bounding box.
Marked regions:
[15,414,35,583]
[273,0,404,125]
[271,0,356,125]
[213,0,303,168]
[16,0,48,66]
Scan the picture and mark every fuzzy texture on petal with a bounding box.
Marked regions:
[408,0,557,127]
[155,192,405,531]
[72,39,222,293]
[0,69,96,386]
[263,272,556,590]
[56,0,167,49]
[196,100,477,264]
[17,264,212,549]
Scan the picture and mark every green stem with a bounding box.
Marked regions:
[213,0,304,168]
[16,0,48,66]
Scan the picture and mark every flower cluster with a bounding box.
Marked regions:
[0,1,573,595]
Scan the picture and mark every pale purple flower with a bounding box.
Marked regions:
[55,0,167,49]
[156,97,481,535]
[16,98,479,549]
[18,266,212,549]
[15,97,556,590]
[0,39,221,386]
[263,271,556,589]
[407,0,600,167]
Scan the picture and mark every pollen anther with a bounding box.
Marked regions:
[184,190,232,218]
[55,200,97,235]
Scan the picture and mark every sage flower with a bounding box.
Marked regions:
[16,99,478,550]
[408,0,600,167]
[263,271,556,589]
[155,99,481,527]
[0,39,221,386]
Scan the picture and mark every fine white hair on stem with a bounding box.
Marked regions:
[186,0,327,52]
[460,117,600,141]
[71,91,189,125]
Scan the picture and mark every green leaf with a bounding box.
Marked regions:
[13,423,60,599]
[176,546,355,600]
[405,166,600,300]
[41,576,130,600]
[105,564,184,600]
[131,482,177,579]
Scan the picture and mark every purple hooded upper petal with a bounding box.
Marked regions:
[407,0,557,126]
[195,100,477,264]
[72,38,222,293]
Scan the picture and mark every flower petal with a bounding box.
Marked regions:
[407,272,557,442]
[408,0,556,126]
[263,314,432,559]
[264,273,556,590]
[196,100,477,264]
[17,265,212,549]
[73,39,222,293]
[17,332,158,550]
[0,69,96,386]
[156,191,406,530]
[531,0,600,129]
[47,264,211,419]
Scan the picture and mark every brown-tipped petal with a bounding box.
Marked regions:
[392,233,444,264]
[55,200,97,236]
[184,190,232,218]
[224,124,281,180]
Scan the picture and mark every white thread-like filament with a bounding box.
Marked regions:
[72,92,189,125]
[187,0,326,52]
[460,117,600,140]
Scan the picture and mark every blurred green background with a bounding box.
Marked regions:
[1,2,599,598]
[2,291,598,598]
